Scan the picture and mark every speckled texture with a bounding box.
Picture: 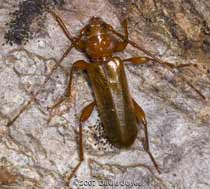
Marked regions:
[4,0,65,45]
[0,0,210,189]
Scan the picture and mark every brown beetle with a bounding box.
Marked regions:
[47,13,164,183]
[7,10,202,186]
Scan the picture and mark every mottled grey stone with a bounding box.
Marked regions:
[0,0,210,189]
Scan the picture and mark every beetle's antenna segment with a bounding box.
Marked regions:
[7,44,74,127]
[48,10,75,43]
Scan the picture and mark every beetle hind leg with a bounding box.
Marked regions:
[64,101,95,185]
[133,99,161,174]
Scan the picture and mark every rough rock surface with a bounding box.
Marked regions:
[0,0,210,188]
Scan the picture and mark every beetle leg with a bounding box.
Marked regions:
[109,21,198,68]
[115,19,128,52]
[50,60,89,110]
[65,101,96,185]
[125,57,205,100]
[124,56,196,68]
[106,19,128,52]
[133,99,161,174]
[111,23,205,100]
[123,57,151,65]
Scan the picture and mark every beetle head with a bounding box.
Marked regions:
[85,17,115,61]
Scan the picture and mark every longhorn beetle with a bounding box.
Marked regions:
[7,10,202,185]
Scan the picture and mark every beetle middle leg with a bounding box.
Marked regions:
[133,99,161,174]
[124,56,206,99]
[49,60,89,111]
[124,56,196,69]
[65,101,95,185]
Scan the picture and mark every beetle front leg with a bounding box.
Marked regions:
[65,101,96,185]
[106,19,128,52]
[133,99,161,174]
[108,20,198,69]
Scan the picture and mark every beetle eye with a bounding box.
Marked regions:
[103,23,108,30]
[103,23,113,31]
[84,26,91,34]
